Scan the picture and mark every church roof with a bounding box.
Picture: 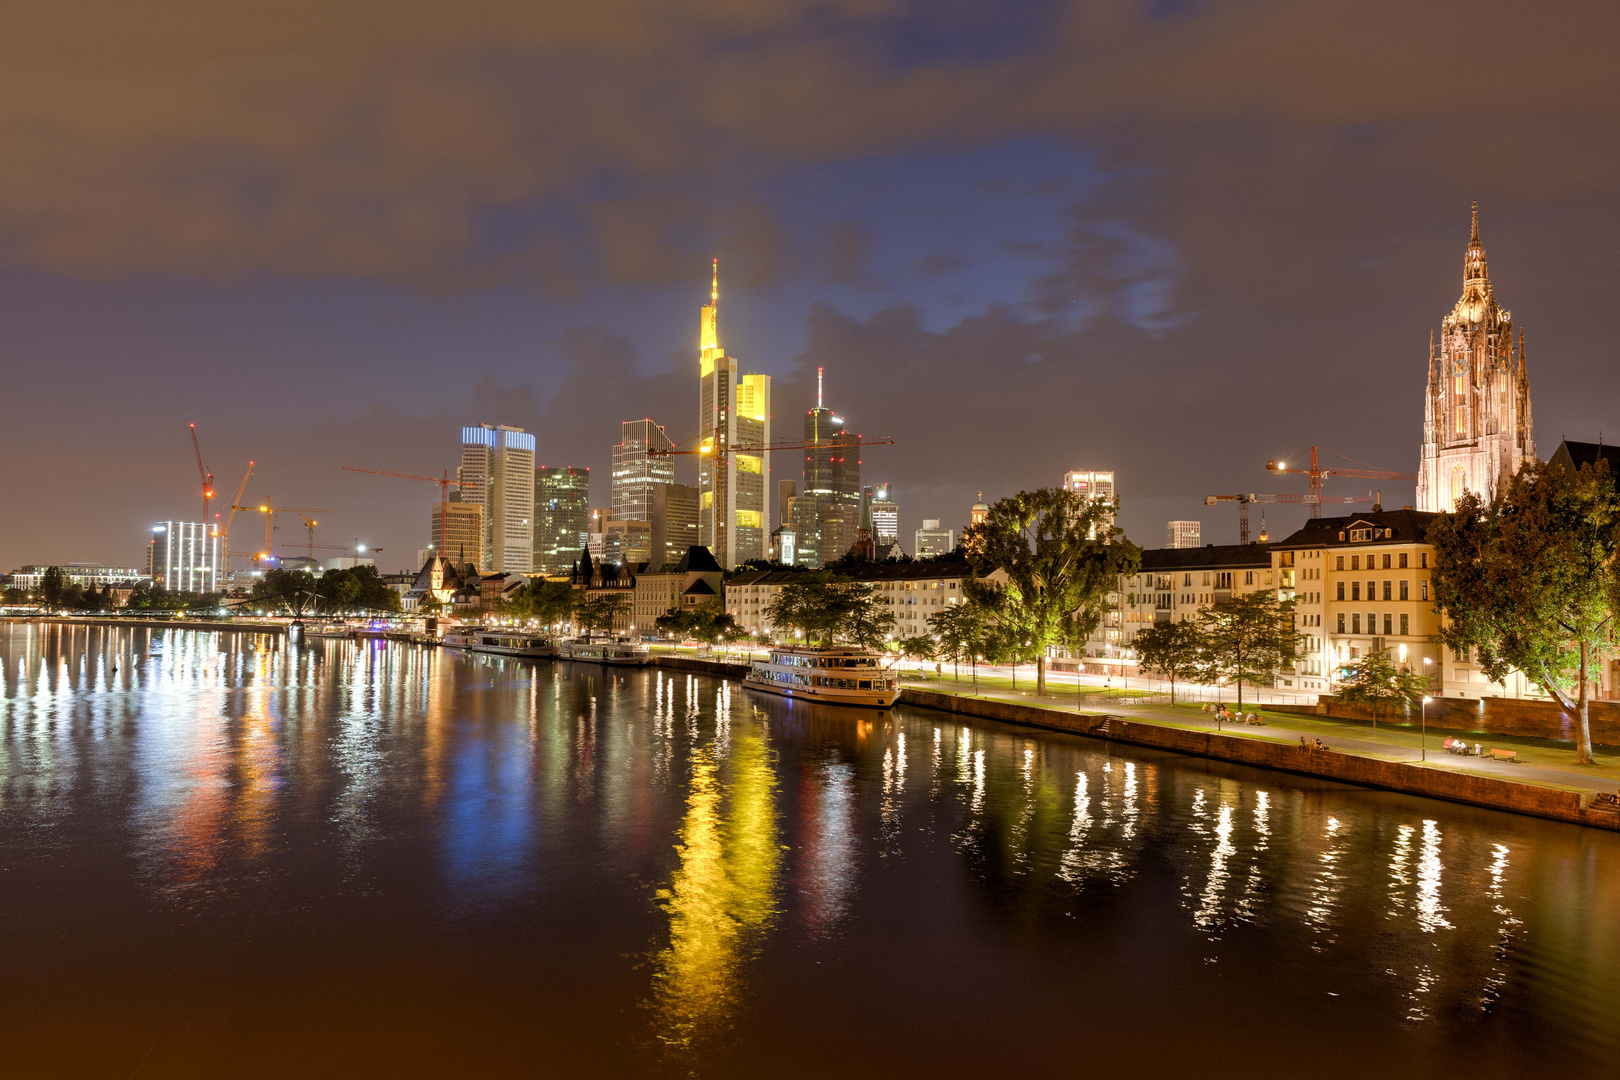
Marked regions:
[672,545,722,574]
[1550,440,1620,477]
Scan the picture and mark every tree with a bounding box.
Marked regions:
[40,566,67,613]
[1430,458,1620,765]
[762,574,896,646]
[894,634,939,679]
[576,591,630,639]
[1133,619,1204,704]
[317,565,401,613]
[927,601,987,685]
[964,488,1141,696]
[1336,649,1429,733]
[1194,591,1298,712]
[418,594,444,616]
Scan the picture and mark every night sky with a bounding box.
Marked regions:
[3,1,1617,572]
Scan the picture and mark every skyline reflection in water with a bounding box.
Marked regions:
[2,622,1619,1078]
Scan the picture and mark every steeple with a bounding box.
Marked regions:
[1464,201,1489,287]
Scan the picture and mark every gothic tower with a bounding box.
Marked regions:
[1415,204,1535,513]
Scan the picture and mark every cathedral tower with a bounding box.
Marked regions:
[1415,204,1535,513]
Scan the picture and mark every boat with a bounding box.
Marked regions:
[469,631,558,659]
[383,628,416,642]
[441,628,477,649]
[744,646,898,707]
[304,624,354,640]
[560,638,651,666]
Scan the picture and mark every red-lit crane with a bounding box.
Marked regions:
[1266,446,1417,518]
[189,423,215,523]
[1205,492,1373,545]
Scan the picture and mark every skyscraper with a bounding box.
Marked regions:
[1063,470,1116,536]
[864,483,899,549]
[146,521,221,593]
[431,496,484,568]
[1165,520,1201,549]
[460,424,535,573]
[915,519,955,558]
[1416,203,1535,513]
[696,260,770,568]
[649,483,699,569]
[535,466,590,575]
[777,479,796,527]
[612,419,675,522]
[799,367,860,566]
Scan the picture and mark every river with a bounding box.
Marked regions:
[2,622,1617,1077]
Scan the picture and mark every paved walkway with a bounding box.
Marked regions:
[899,667,1620,797]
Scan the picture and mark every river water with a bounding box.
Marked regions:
[3,622,1618,1078]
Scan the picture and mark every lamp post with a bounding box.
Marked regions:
[1421,695,1430,761]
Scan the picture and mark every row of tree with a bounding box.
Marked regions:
[1131,592,1300,709]
[19,567,221,613]
[248,565,402,615]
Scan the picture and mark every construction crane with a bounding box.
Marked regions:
[1205,493,1372,545]
[343,466,455,541]
[298,515,322,560]
[230,503,339,566]
[219,461,255,572]
[280,541,380,561]
[1266,446,1417,518]
[188,423,215,523]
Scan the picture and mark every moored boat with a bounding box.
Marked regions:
[559,638,651,666]
[469,631,558,659]
[744,646,898,707]
[441,628,477,649]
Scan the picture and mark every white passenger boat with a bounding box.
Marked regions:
[469,631,558,659]
[560,638,651,666]
[744,646,899,707]
[441,628,477,649]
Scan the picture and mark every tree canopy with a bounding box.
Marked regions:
[964,487,1141,695]
[762,573,896,647]
[575,591,631,639]
[1336,649,1429,731]
[1429,458,1620,764]
[1194,591,1298,711]
[1132,619,1204,704]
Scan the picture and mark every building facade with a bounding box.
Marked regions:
[649,482,699,570]
[725,560,1000,641]
[459,424,535,573]
[146,521,222,593]
[915,519,955,558]
[796,370,860,567]
[632,545,724,632]
[612,419,676,522]
[1165,520,1201,549]
[1084,544,1274,660]
[431,496,483,568]
[696,261,771,569]
[8,564,143,590]
[535,465,590,575]
[1416,205,1535,513]
[864,484,899,550]
[1063,470,1116,535]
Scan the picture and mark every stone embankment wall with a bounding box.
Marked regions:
[652,654,750,679]
[901,687,1620,832]
[1278,695,1620,747]
[33,616,287,634]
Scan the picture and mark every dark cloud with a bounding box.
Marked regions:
[825,221,874,283]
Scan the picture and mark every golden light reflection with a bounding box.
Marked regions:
[648,726,781,1054]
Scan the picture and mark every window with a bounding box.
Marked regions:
[1352,613,1361,634]
[1382,581,1392,602]
[1384,613,1393,635]
[1337,613,1345,633]
[1455,405,1465,434]
[1368,612,1376,636]
[1351,582,1360,601]
[1335,556,1345,571]
[1244,570,1255,585]
[1399,580,1409,601]
[1184,573,1192,587]
[1367,580,1375,600]
[1351,555,1360,570]
[1421,580,1429,601]
[1399,553,1409,569]
[1202,572,1211,586]
[1420,552,1428,569]
[1382,554,1391,569]
[1336,582,1345,601]
[1400,613,1409,636]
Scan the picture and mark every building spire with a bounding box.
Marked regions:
[1470,200,1479,245]
[817,365,824,409]
[1464,201,1488,285]
[711,258,719,306]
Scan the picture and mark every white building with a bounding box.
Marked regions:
[915,519,955,558]
[1063,470,1115,535]
[725,561,1005,641]
[7,564,144,590]
[460,424,536,573]
[146,522,222,593]
[1165,520,1201,548]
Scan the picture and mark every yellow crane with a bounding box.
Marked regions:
[229,502,338,567]
[219,461,255,570]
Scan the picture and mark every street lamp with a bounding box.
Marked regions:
[1420,695,1430,761]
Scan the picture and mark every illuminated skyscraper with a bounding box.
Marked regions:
[1165,520,1201,549]
[864,484,898,550]
[460,424,535,573]
[613,419,676,522]
[535,465,590,574]
[1416,204,1535,513]
[798,367,860,567]
[431,496,484,567]
[146,521,221,593]
[915,519,955,558]
[697,261,770,568]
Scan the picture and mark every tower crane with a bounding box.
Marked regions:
[1205,493,1372,545]
[229,503,338,567]
[342,466,455,544]
[219,461,255,572]
[188,423,215,523]
[1266,446,1416,518]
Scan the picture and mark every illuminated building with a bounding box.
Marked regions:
[726,560,1006,639]
[430,495,483,569]
[459,424,535,573]
[970,493,989,528]
[613,419,676,522]
[864,484,899,550]
[7,563,142,590]
[696,261,771,568]
[1063,470,1116,535]
[914,519,954,558]
[649,483,700,570]
[535,466,590,575]
[1416,204,1535,513]
[1165,520,1201,548]
[776,479,796,526]
[798,368,860,567]
[145,521,221,593]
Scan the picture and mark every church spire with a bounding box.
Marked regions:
[1470,200,1479,245]
[1464,201,1489,286]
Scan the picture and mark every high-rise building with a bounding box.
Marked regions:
[777,479,797,527]
[535,466,590,575]
[146,521,221,593]
[697,261,770,569]
[1165,520,1201,549]
[914,520,955,558]
[1063,470,1116,535]
[589,508,652,567]
[798,367,861,567]
[459,424,535,573]
[1417,204,1535,513]
[649,483,699,569]
[431,495,484,568]
[864,484,899,550]
[612,419,676,522]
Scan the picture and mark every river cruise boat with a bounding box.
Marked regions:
[468,631,558,659]
[560,638,652,666]
[441,628,477,649]
[744,646,899,707]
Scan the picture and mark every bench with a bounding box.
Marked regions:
[1484,748,1521,763]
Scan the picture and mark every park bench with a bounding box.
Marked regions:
[1484,748,1521,764]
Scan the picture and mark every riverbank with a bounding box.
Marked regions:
[19,615,289,634]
